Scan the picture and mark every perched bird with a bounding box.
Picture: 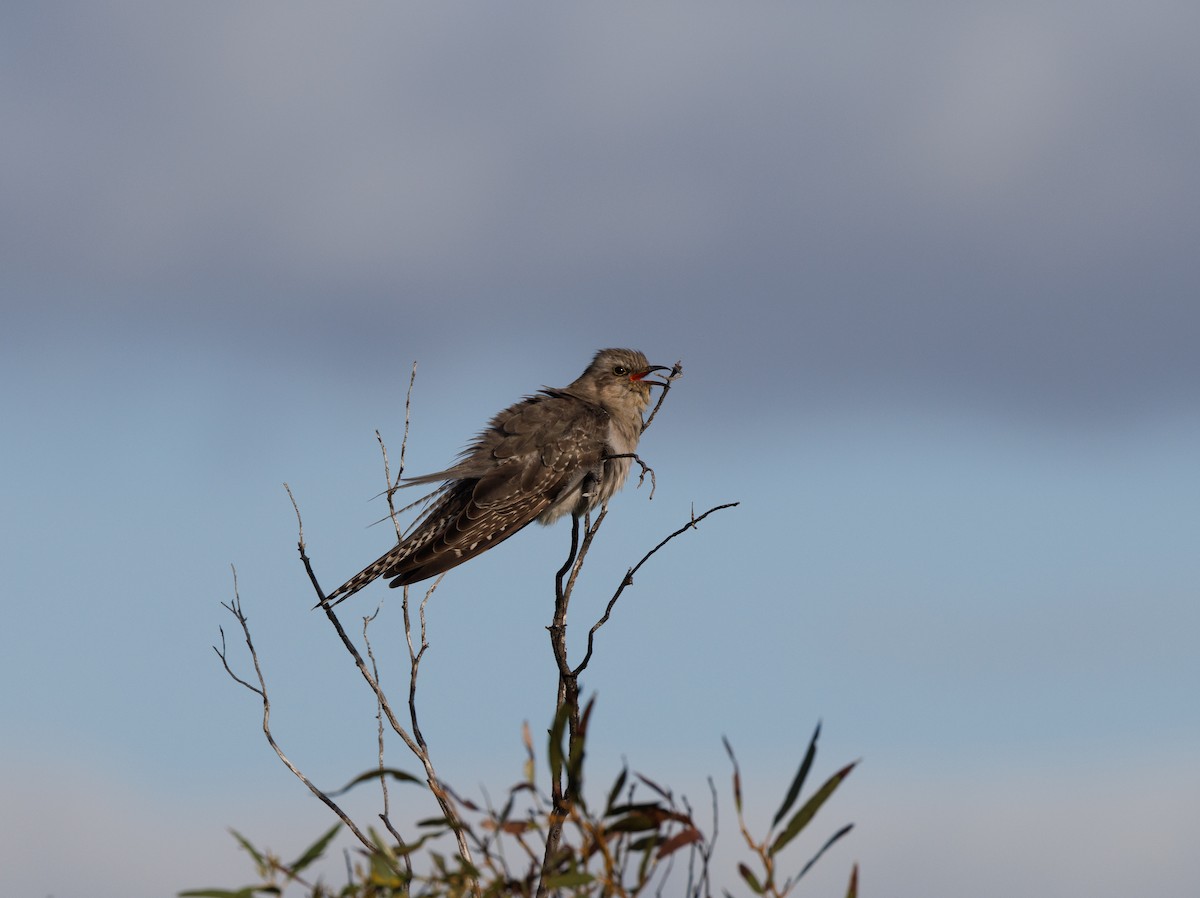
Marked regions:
[322,348,671,606]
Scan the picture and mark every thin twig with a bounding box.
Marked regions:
[378,431,403,542]
[378,361,419,541]
[362,606,413,877]
[642,360,683,433]
[405,575,442,751]
[564,506,608,602]
[214,566,385,865]
[284,482,477,881]
[685,776,719,898]
[399,363,416,480]
[539,513,588,897]
[363,608,388,812]
[574,502,739,676]
[213,624,261,696]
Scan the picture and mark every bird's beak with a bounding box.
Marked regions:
[632,364,672,388]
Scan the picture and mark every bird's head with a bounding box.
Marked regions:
[578,348,671,410]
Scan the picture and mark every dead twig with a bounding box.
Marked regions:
[362,605,415,881]
[404,575,442,751]
[378,360,419,541]
[642,360,683,433]
[284,482,477,883]
[213,566,387,867]
[574,501,739,676]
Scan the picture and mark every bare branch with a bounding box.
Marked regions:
[574,502,739,676]
[642,360,683,433]
[214,567,385,866]
[283,482,477,879]
[399,363,416,474]
[213,596,262,699]
[378,360,419,541]
[363,607,415,881]
[566,505,608,602]
[405,575,442,751]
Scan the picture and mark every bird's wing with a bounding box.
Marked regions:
[382,394,611,585]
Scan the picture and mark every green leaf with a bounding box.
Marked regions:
[635,772,672,801]
[415,816,452,829]
[606,801,662,816]
[548,700,571,785]
[606,803,691,825]
[366,826,401,874]
[605,766,629,814]
[845,862,859,898]
[567,697,593,804]
[607,812,660,833]
[368,847,408,888]
[227,830,266,878]
[794,822,854,881]
[628,834,663,852]
[770,761,857,856]
[722,736,743,814]
[327,767,423,797]
[288,823,341,872]
[391,833,437,857]
[543,871,595,888]
[738,863,765,894]
[771,721,821,829]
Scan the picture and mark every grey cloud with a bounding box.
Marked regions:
[2,3,1197,419]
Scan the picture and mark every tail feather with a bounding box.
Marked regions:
[323,545,403,607]
[321,484,465,607]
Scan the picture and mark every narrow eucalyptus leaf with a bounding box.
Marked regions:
[770,762,857,856]
[771,721,821,829]
[289,823,341,872]
[328,767,423,797]
[605,767,629,814]
[738,863,765,895]
[794,822,854,881]
[548,702,570,783]
[543,872,595,888]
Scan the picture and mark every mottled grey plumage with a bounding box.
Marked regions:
[323,349,669,607]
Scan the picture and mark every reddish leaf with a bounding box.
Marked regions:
[657,826,703,858]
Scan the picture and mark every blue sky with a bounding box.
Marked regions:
[2,3,1198,896]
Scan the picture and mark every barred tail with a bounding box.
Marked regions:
[322,545,403,608]
[319,482,468,608]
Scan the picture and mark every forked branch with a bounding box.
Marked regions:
[214,567,386,866]
[284,483,476,877]
[574,501,739,676]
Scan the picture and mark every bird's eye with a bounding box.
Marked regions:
[612,365,629,376]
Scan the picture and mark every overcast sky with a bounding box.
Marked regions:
[3,4,1198,896]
